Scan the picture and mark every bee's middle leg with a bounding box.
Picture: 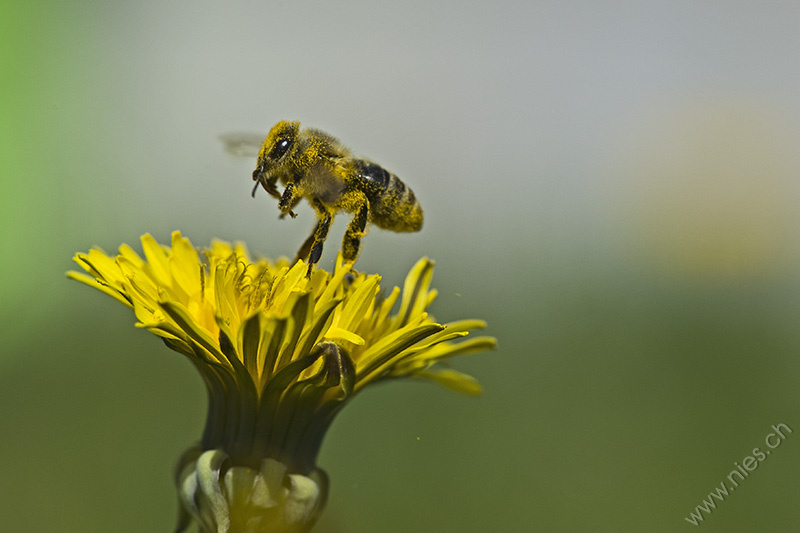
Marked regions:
[294,227,318,265]
[342,201,368,263]
[300,201,333,276]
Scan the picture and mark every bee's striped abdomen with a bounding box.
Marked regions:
[353,160,422,232]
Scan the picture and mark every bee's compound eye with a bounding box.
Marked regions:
[268,138,292,160]
[252,167,261,180]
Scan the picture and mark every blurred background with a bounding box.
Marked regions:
[3,1,800,531]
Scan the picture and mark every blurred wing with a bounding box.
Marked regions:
[219,132,265,158]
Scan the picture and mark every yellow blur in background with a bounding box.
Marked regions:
[616,99,798,280]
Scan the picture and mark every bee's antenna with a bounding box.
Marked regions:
[251,180,261,198]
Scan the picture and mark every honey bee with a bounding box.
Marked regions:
[250,121,423,275]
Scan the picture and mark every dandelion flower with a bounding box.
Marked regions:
[68,231,496,532]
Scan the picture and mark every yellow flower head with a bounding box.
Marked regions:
[69,231,495,472]
[69,231,495,531]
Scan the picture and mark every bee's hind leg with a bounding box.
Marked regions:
[342,200,368,264]
[300,201,333,277]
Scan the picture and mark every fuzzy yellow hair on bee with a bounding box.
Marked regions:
[251,121,423,275]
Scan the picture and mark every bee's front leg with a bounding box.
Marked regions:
[342,197,369,263]
[278,183,299,219]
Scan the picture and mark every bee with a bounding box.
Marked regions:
[250,121,423,275]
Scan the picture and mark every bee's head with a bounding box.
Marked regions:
[252,120,300,197]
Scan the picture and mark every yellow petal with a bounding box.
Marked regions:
[416,368,483,395]
[324,326,365,346]
[66,271,133,308]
